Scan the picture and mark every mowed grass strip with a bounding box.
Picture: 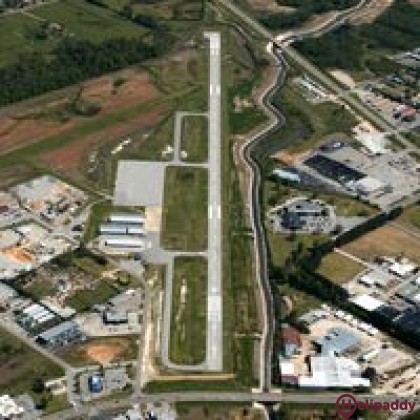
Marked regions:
[316,252,365,284]
[169,257,207,365]
[181,115,208,163]
[162,166,208,251]
[0,327,64,394]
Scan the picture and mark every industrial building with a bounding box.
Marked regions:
[103,236,145,249]
[98,212,146,254]
[298,355,370,389]
[99,224,145,236]
[36,320,82,347]
[313,327,361,356]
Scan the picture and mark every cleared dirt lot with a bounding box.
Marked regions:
[0,69,159,155]
[40,106,167,175]
[341,224,420,263]
[58,336,138,366]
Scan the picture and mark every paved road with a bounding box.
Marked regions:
[204,31,223,372]
[43,390,420,419]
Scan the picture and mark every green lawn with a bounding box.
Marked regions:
[181,115,208,163]
[161,166,208,251]
[268,231,328,268]
[278,283,323,319]
[32,0,146,43]
[316,252,365,285]
[0,327,64,395]
[169,257,207,365]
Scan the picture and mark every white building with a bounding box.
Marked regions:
[299,356,370,389]
[108,214,144,225]
[0,395,24,419]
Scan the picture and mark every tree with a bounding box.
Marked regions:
[31,377,45,394]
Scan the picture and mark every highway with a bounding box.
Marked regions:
[205,31,223,372]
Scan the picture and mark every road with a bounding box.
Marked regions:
[214,0,419,154]
[43,390,420,419]
[204,31,223,372]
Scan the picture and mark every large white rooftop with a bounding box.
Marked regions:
[351,294,385,312]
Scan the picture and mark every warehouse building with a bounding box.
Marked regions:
[299,355,370,389]
[272,168,301,184]
[36,320,82,347]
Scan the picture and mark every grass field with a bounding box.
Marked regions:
[0,14,55,67]
[176,402,265,420]
[181,115,208,162]
[57,336,138,367]
[65,280,118,312]
[316,251,365,284]
[278,283,323,319]
[398,204,420,230]
[341,224,420,263]
[169,257,207,365]
[0,327,64,395]
[162,166,208,251]
[268,232,328,268]
[0,0,146,68]
[32,0,146,42]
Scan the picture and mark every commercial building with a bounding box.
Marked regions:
[299,356,370,389]
[99,224,146,236]
[351,294,385,312]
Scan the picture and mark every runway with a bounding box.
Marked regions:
[205,31,223,372]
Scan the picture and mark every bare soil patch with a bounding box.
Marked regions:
[59,336,137,366]
[0,69,158,155]
[341,224,420,263]
[39,106,167,175]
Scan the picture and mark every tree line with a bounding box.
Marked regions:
[0,34,168,106]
